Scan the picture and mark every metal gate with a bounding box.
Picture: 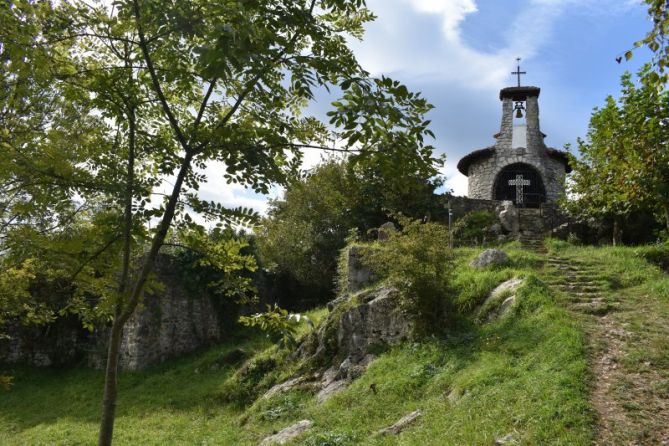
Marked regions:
[493,163,546,208]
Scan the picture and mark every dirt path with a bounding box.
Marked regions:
[544,255,669,446]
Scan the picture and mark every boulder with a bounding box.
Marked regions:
[498,200,519,235]
[477,278,523,320]
[316,378,349,403]
[259,420,313,445]
[378,221,397,241]
[470,249,510,269]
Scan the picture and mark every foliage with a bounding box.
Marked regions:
[239,304,312,349]
[257,159,442,304]
[567,66,669,241]
[257,161,353,289]
[1,0,442,442]
[362,217,455,334]
[1,245,626,445]
[452,211,498,246]
[627,0,669,88]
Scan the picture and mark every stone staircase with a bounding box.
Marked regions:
[518,208,547,252]
[544,256,618,315]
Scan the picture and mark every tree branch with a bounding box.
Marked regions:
[131,0,191,153]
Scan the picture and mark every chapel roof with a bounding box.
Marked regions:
[456,146,572,176]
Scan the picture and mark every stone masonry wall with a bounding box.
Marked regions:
[467,91,567,202]
[2,254,227,371]
[115,255,223,370]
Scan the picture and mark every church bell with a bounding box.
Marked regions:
[514,101,525,118]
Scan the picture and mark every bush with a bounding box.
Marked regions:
[362,217,455,334]
[452,211,498,246]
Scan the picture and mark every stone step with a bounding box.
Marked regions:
[568,301,619,315]
[563,294,610,303]
[557,284,603,292]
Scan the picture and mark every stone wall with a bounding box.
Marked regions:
[114,255,223,370]
[0,317,92,367]
[2,254,230,371]
[441,195,502,221]
[467,149,567,202]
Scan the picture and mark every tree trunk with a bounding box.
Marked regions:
[664,202,669,233]
[612,216,622,246]
[98,318,124,446]
[98,82,136,445]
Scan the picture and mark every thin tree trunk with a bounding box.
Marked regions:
[612,215,622,246]
[98,316,124,446]
[98,68,136,445]
[664,202,669,233]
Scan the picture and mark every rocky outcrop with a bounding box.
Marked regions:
[471,249,510,269]
[346,245,376,293]
[378,410,423,435]
[338,287,411,361]
[258,420,313,445]
[296,286,412,402]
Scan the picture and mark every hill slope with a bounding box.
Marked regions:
[1,243,668,445]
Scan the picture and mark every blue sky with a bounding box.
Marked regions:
[202,0,654,215]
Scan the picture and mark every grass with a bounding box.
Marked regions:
[3,242,667,445]
[546,240,669,443]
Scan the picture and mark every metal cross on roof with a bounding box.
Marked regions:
[511,57,526,87]
[508,174,531,204]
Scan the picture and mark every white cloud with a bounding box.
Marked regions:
[441,161,468,197]
[407,0,478,42]
[352,0,636,91]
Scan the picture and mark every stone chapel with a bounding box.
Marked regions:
[457,63,571,208]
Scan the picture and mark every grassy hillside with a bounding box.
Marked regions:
[1,243,668,445]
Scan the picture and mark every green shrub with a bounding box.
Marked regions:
[362,217,455,334]
[452,211,498,246]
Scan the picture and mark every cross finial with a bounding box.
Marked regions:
[511,57,526,87]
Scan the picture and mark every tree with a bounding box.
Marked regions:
[567,96,631,245]
[2,1,440,444]
[257,155,443,303]
[618,68,669,231]
[568,67,669,243]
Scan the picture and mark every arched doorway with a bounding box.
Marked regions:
[493,163,545,208]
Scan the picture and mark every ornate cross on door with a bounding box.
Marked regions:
[508,174,531,204]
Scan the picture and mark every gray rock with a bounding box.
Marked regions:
[494,434,517,445]
[498,201,519,235]
[470,249,510,269]
[259,420,313,445]
[478,278,523,320]
[316,379,349,403]
[261,377,308,400]
[498,296,516,316]
[378,221,397,241]
[347,245,376,293]
[338,287,412,361]
[378,410,423,435]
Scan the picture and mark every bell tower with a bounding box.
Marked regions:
[457,60,571,207]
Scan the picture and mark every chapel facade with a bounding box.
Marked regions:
[457,69,571,208]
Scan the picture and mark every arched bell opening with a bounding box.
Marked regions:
[493,163,545,208]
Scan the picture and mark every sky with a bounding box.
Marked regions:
[200,0,655,216]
